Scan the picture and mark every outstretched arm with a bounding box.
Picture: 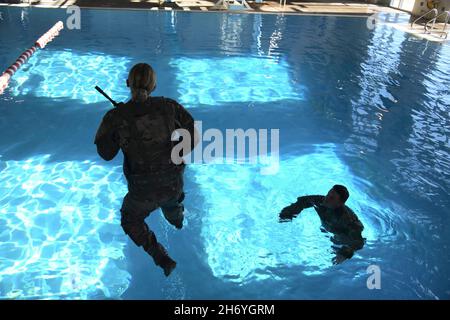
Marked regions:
[279,195,325,222]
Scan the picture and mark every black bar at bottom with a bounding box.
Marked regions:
[0,299,448,319]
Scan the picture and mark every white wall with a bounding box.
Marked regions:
[390,0,415,12]
[391,0,449,20]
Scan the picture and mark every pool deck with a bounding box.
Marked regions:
[1,1,402,16]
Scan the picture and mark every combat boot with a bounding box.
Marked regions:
[143,233,176,277]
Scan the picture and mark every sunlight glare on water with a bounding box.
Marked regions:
[171,57,304,106]
[0,155,130,299]
[10,50,130,104]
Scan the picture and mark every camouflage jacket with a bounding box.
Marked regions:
[94,97,195,200]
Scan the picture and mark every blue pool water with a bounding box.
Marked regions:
[0,7,449,299]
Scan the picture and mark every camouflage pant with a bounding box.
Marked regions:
[120,191,184,248]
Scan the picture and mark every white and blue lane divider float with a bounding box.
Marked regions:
[0,21,64,95]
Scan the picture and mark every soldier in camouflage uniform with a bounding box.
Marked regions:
[94,63,197,276]
[279,185,365,264]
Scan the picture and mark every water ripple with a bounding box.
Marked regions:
[0,155,130,299]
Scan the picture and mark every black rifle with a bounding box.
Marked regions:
[95,86,119,107]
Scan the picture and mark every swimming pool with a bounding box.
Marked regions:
[0,7,449,300]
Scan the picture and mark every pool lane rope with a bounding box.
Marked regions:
[0,21,64,95]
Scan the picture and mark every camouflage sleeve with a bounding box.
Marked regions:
[345,208,365,239]
[279,195,325,222]
[94,109,120,161]
[296,195,326,210]
[348,224,365,250]
[333,234,365,264]
[339,209,365,254]
[166,98,196,149]
[332,231,365,264]
[333,246,355,264]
